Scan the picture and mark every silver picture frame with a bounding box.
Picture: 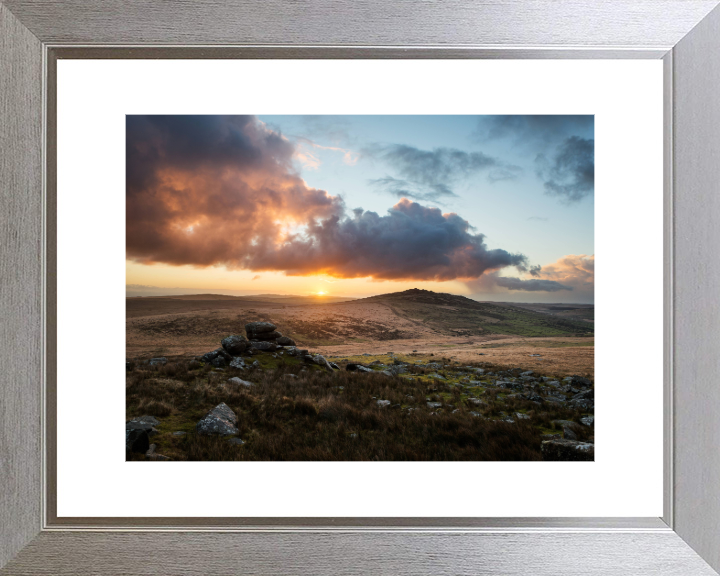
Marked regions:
[2,1,720,573]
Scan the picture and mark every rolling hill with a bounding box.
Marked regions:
[357,289,593,337]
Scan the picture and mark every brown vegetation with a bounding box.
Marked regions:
[127,356,591,461]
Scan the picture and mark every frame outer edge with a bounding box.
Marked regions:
[671,3,720,574]
[2,531,719,576]
[0,2,43,570]
[1,0,719,47]
[1,0,719,574]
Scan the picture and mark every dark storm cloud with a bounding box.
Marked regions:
[474,115,594,205]
[493,276,573,292]
[248,198,529,280]
[126,115,529,281]
[364,144,521,202]
[473,115,594,147]
[537,136,595,204]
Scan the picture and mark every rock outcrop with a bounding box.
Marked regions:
[196,402,239,436]
[245,321,277,339]
[251,341,277,352]
[541,439,594,461]
[126,428,150,453]
[222,334,249,355]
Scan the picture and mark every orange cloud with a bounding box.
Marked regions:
[126,116,528,281]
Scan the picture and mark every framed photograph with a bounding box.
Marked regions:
[2,1,720,574]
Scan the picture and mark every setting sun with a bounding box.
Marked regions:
[316,290,327,296]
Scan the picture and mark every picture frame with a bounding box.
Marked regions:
[2,1,719,573]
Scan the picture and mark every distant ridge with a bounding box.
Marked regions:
[359,288,485,308]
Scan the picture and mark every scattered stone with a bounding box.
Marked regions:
[570,375,593,388]
[172,431,186,436]
[200,348,231,364]
[581,416,594,426]
[229,357,246,369]
[329,362,340,370]
[541,439,594,461]
[312,354,334,372]
[377,400,391,407]
[228,438,245,445]
[515,412,530,420]
[227,376,253,388]
[129,415,160,426]
[428,373,446,380]
[222,334,250,355]
[284,374,298,380]
[276,336,296,346]
[346,363,372,373]
[520,371,534,376]
[427,402,442,408]
[149,357,167,366]
[210,355,227,368]
[568,389,594,410]
[468,398,484,406]
[126,428,150,454]
[146,443,156,456]
[196,402,239,436]
[529,354,542,357]
[126,416,159,436]
[380,370,393,377]
[252,360,260,368]
[470,411,482,417]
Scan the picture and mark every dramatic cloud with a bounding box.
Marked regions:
[127,116,529,282]
[535,254,594,292]
[537,136,594,204]
[466,254,594,297]
[474,115,593,147]
[474,115,594,205]
[365,144,521,202]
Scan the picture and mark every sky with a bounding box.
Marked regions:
[126,115,594,303]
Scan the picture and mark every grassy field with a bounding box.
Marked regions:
[127,354,593,461]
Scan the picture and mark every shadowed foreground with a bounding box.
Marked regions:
[126,352,594,461]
